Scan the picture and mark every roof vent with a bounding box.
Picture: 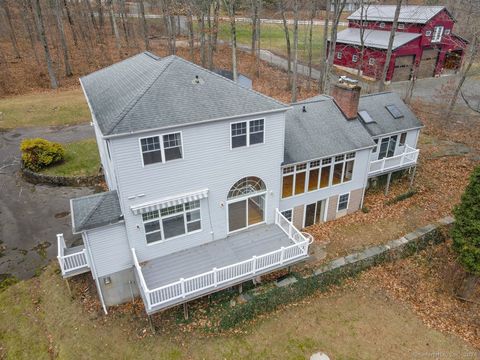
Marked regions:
[385,104,403,119]
[192,75,204,85]
[302,106,306,113]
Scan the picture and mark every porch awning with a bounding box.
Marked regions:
[131,189,209,215]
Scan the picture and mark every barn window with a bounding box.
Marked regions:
[352,54,358,63]
[432,26,444,42]
[368,58,375,66]
[425,30,432,36]
[379,22,386,28]
[337,52,342,59]
[444,29,451,35]
[398,23,405,30]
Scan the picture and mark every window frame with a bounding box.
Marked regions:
[379,22,386,28]
[368,58,375,66]
[444,28,451,35]
[139,131,184,167]
[397,23,405,30]
[352,54,358,63]
[230,118,265,149]
[337,192,350,212]
[337,51,342,59]
[399,132,407,146]
[143,201,202,245]
[432,26,444,43]
[425,30,432,37]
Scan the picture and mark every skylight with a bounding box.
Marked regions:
[385,104,404,119]
[358,110,375,124]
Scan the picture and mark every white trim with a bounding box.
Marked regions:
[230,118,266,150]
[280,209,293,222]
[303,199,326,228]
[102,107,291,139]
[84,232,108,314]
[138,131,184,167]
[226,190,267,234]
[131,189,209,215]
[337,192,350,212]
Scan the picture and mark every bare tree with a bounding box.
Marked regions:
[378,0,402,91]
[307,1,316,90]
[1,0,21,58]
[212,0,220,51]
[319,0,330,93]
[280,0,292,88]
[185,1,195,61]
[97,0,104,32]
[63,0,78,46]
[223,0,238,81]
[20,0,40,65]
[108,0,122,54]
[52,0,73,76]
[139,0,150,50]
[32,0,58,88]
[291,0,299,102]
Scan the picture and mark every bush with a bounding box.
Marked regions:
[20,138,65,172]
[452,166,480,276]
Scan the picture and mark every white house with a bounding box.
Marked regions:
[56,52,422,315]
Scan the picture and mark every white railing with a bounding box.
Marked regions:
[56,233,89,276]
[369,145,419,176]
[132,210,312,311]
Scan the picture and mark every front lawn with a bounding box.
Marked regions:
[39,139,100,177]
[0,89,89,128]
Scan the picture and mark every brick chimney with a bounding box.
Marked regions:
[330,77,361,120]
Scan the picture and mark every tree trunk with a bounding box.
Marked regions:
[21,0,40,65]
[199,10,206,66]
[323,0,346,94]
[33,0,58,89]
[139,0,149,50]
[63,0,78,46]
[109,0,122,54]
[97,0,104,31]
[255,0,261,78]
[447,35,478,117]
[356,1,367,78]
[280,0,291,89]
[1,0,21,59]
[291,0,299,102]
[319,0,330,93]
[119,0,131,49]
[212,0,220,51]
[225,0,238,81]
[251,0,258,56]
[379,0,402,91]
[186,4,194,61]
[207,2,213,69]
[307,2,316,90]
[53,0,73,76]
[170,14,176,55]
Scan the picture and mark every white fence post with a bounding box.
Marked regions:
[180,278,186,298]
[280,247,285,264]
[213,268,217,287]
[252,256,257,274]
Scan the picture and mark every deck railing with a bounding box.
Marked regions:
[368,145,419,176]
[132,209,312,312]
[56,233,89,276]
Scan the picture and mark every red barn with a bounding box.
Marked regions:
[329,5,468,81]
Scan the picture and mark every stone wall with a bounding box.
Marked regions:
[21,165,104,187]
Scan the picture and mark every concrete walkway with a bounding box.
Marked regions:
[0,124,94,279]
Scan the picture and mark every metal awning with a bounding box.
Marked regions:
[131,189,209,215]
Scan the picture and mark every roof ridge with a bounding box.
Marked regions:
[105,56,175,135]
[171,55,288,108]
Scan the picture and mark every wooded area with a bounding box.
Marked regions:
[0,0,478,105]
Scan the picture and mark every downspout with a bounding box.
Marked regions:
[360,150,371,209]
[83,232,108,314]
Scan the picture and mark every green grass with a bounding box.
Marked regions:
[216,22,345,66]
[0,89,89,129]
[39,139,100,177]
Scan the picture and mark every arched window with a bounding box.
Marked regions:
[227,176,266,200]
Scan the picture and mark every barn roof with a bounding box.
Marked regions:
[348,5,450,24]
[284,96,375,164]
[70,191,123,233]
[334,28,421,50]
[80,52,287,137]
[358,92,424,137]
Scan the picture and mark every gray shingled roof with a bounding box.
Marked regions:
[80,52,287,136]
[348,5,447,24]
[70,191,122,233]
[335,28,421,50]
[284,96,375,164]
[358,92,423,137]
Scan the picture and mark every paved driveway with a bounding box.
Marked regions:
[0,124,94,279]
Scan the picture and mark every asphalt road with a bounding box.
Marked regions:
[0,124,94,280]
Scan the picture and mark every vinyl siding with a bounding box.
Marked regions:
[109,112,286,262]
[369,128,420,162]
[86,223,132,278]
[92,119,117,190]
[279,148,371,213]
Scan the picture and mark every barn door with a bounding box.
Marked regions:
[417,48,439,78]
[392,55,414,81]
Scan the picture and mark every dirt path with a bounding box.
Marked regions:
[0,124,94,280]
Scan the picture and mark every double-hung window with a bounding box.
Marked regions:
[337,193,350,211]
[378,135,398,159]
[432,26,444,42]
[140,132,183,165]
[231,119,264,148]
[142,201,201,244]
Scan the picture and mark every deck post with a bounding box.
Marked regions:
[385,172,392,195]
[65,278,72,298]
[183,303,189,320]
[238,284,243,294]
[148,315,156,334]
[409,165,417,189]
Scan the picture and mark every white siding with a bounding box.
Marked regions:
[109,112,286,262]
[369,129,420,162]
[92,119,117,190]
[279,148,370,213]
[86,223,132,277]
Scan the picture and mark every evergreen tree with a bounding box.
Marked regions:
[452,166,480,275]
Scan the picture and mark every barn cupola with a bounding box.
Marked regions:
[330,76,361,120]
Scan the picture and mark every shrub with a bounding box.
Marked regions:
[452,166,480,276]
[20,138,65,171]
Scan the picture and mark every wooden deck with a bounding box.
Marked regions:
[142,224,293,290]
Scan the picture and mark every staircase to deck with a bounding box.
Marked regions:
[57,234,90,278]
